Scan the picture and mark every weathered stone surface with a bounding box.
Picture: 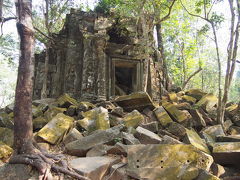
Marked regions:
[168,92,178,102]
[161,135,183,144]
[0,127,13,147]
[86,144,109,157]
[114,92,155,112]
[182,95,197,104]
[37,113,74,144]
[0,164,33,180]
[69,156,120,180]
[162,102,188,123]
[33,116,48,130]
[216,135,240,142]
[123,110,144,128]
[0,142,13,159]
[4,103,14,114]
[195,93,218,112]
[212,142,240,165]
[154,106,173,127]
[44,106,67,121]
[140,121,159,133]
[78,107,110,133]
[78,101,96,112]
[66,105,78,116]
[56,93,78,108]
[186,89,207,100]
[111,106,124,117]
[196,169,220,180]
[202,125,225,141]
[189,109,206,128]
[37,143,50,151]
[65,125,123,156]
[135,127,162,144]
[0,112,13,129]
[126,144,213,180]
[122,132,140,145]
[229,126,240,135]
[166,122,186,139]
[210,163,226,178]
[109,114,123,127]
[184,128,210,154]
[106,163,128,180]
[63,128,83,145]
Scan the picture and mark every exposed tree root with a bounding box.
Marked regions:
[9,150,89,180]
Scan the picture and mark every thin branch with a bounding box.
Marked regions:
[158,0,177,23]
[207,0,217,19]
[182,67,203,89]
[179,0,209,22]
[34,26,54,42]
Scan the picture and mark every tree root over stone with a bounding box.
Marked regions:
[9,149,89,180]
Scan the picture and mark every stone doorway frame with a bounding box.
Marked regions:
[107,56,144,99]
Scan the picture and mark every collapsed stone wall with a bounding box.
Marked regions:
[33,9,162,101]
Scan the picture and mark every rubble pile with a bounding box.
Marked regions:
[0,90,240,179]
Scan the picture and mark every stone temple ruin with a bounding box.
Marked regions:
[33,9,162,101]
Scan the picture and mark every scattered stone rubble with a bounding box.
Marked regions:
[0,89,240,179]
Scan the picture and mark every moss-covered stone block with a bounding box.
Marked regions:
[56,93,78,108]
[0,142,13,159]
[123,110,144,128]
[182,95,197,104]
[154,106,173,127]
[195,94,218,112]
[185,128,210,154]
[37,113,74,144]
[78,107,110,133]
[162,102,188,123]
[127,144,213,180]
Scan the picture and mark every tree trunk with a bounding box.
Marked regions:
[0,0,3,21]
[14,0,35,153]
[156,23,170,91]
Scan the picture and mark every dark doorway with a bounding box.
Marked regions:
[115,67,134,95]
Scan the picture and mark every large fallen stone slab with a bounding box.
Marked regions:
[182,95,197,104]
[65,125,124,156]
[69,156,120,180]
[135,127,162,144]
[195,93,218,112]
[123,110,144,128]
[0,127,13,147]
[126,144,213,180]
[78,107,110,133]
[184,128,210,154]
[37,113,74,144]
[140,121,159,133]
[212,142,240,165]
[154,106,173,127]
[162,102,189,123]
[166,122,186,140]
[114,92,155,112]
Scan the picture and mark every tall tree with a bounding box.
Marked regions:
[10,1,88,179]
